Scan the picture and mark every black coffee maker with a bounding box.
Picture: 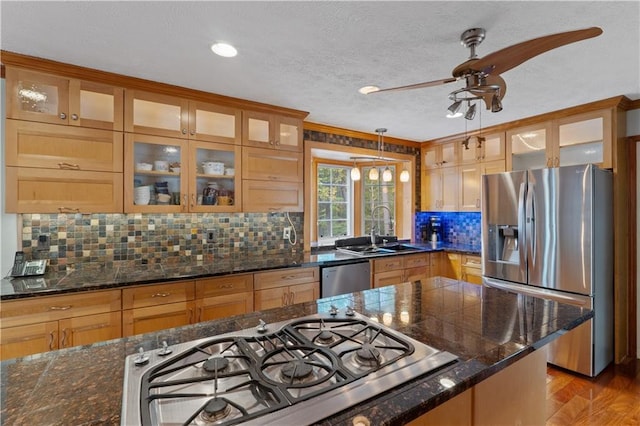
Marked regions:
[425,216,442,243]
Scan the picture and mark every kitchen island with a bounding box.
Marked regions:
[0,276,591,425]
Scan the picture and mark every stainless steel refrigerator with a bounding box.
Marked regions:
[481,164,613,377]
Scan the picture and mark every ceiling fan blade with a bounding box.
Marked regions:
[370,77,458,94]
[472,27,603,75]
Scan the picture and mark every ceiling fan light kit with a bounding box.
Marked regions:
[365,26,602,121]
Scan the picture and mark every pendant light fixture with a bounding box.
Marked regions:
[382,166,393,182]
[350,159,361,181]
[400,167,410,182]
[369,163,379,181]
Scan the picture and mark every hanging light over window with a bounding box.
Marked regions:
[400,167,410,182]
[382,166,393,182]
[369,166,379,181]
[350,159,361,181]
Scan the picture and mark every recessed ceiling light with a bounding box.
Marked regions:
[358,85,379,95]
[211,42,237,58]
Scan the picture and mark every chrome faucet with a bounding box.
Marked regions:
[370,204,393,246]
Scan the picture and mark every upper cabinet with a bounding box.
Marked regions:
[124,90,241,143]
[459,133,505,164]
[423,141,458,169]
[6,67,124,131]
[507,109,613,171]
[242,111,303,152]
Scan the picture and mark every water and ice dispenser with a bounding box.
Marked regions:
[487,224,519,264]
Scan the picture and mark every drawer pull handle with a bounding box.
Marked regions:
[49,305,72,311]
[218,284,234,289]
[58,162,80,170]
[58,207,81,213]
[151,292,171,298]
[61,329,68,347]
[48,331,56,350]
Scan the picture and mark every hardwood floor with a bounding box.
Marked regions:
[546,359,640,425]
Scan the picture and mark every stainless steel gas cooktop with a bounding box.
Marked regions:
[121,309,457,425]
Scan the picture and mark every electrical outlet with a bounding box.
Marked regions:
[206,229,216,243]
[283,227,291,240]
[37,234,50,251]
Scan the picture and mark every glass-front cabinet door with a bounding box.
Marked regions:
[242,111,302,152]
[276,116,302,152]
[188,141,241,212]
[6,67,124,131]
[243,111,272,148]
[554,110,610,168]
[188,102,241,144]
[506,123,551,171]
[124,134,186,212]
[125,90,189,138]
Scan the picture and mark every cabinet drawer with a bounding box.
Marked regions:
[5,119,123,172]
[242,179,303,212]
[241,147,303,182]
[196,274,254,298]
[123,301,194,336]
[373,270,405,288]
[0,290,121,328]
[404,266,430,282]
[254,267,319,290]
[5,166,123,213]
[403,253,430,269]
[122,281,195,310]
[373,257,404,272]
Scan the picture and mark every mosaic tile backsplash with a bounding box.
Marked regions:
[415,212,482,246]
[21,212,303,272]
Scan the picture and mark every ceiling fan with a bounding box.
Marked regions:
[365,27,603,116]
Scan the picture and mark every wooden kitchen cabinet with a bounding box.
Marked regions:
[506,122,552,170]
[5,167,123,214]
[254,267,319,310]
[242,180,303,212]
[441,252,462,280]
[242,147,303,182]
[124,90,242,144]
[422,166,458,211]
[4,119,124,213]
[0,290,121,360]
[5,67,124,131]
[242,110,303,152]
[195,274,254,322]
[422,141,458,169]
[461,254,482,285]
[459,133,505,164]
[122,281,195,336]
[372,253,432,288]
[124,134,241,212]
[458,159,505,212]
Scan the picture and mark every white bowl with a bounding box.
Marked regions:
[136,163,152,171]
[224,168,235,176]
[170,167,181,173]
[154,160,169,172]
[157,194,171,203]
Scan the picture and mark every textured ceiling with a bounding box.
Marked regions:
[1,1,639,142]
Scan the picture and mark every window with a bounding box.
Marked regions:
[362,165,395,236]
[317,164,352,242]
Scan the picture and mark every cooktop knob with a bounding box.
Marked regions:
[134,347,149,366]
[329,305,339,316]
[345,306,355,316]
[158,341,172,356]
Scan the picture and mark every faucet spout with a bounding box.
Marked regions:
[371,204,393,240]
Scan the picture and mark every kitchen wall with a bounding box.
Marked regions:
[19,212,303,272]
[415,212,481,246]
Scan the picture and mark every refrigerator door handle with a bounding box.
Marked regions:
[483,277,591,306]
[526,182,536,268]
[518,182,527,276]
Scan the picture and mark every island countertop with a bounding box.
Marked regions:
[0,277,591,425]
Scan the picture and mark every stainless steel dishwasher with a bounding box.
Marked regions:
[321,261,371,297]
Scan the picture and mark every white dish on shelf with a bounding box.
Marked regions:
[136,163,153,171]
[154,160,169,172]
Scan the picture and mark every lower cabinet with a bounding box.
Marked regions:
[372,253,432,288]
[122,281,195,336]
[195,274,254,322]
[0,290,121,360]
[461,254,482,285]
[404,348,547,425]
[254,267,319,310]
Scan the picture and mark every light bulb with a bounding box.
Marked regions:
[382,167,393,182]
[400,169,410,182]
[369,167,379,181]
[350,166,361,181]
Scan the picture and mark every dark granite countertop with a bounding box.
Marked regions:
[0,277,592,426]
[1,243,480,300]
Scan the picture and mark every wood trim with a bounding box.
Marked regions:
[424,96,634,145]
[1,50,308,119]
[628,135,640,360]
[303,121,421,149]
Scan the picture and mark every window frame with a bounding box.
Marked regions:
[316,163,354,245]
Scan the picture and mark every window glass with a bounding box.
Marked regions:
[362,165,395,236]
[317,164,352,241]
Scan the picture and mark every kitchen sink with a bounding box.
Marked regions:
[336,243,422,256]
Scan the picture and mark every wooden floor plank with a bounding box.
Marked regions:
[546,360,640,426]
